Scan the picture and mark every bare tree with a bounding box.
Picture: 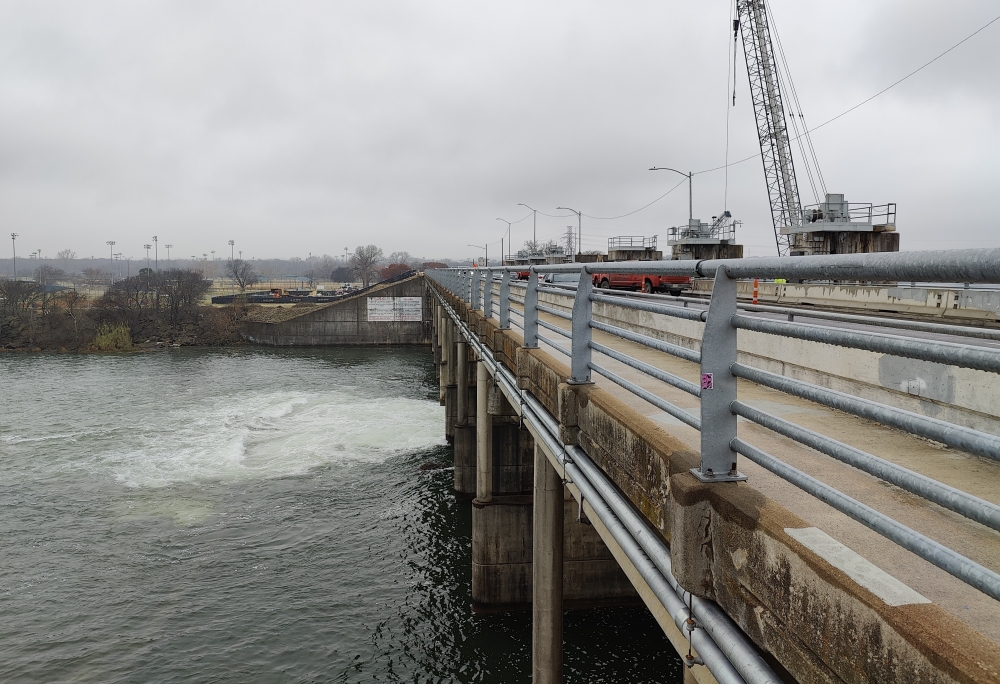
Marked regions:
[349,245,384,287]
[387,251,414,268]
[155,269,212,324]
[56,249,77,261]
[226,259,259,291]
[35,264,67,285]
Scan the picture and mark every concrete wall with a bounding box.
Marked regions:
[244,275,433,346]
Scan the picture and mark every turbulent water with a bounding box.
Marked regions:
[0,348,681,682]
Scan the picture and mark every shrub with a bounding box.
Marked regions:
[93,322,133,351]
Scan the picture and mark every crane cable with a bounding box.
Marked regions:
[697,10,1000,177]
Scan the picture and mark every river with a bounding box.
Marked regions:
[0,347,681,682]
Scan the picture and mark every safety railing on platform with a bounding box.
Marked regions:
[427,248,1000,603]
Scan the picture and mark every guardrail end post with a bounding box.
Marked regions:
[692,266,747,483]
[569,269,593,384]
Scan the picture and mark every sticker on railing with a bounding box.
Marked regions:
[701,373,714,390]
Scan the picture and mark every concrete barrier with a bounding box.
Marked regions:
[244,274,433,345]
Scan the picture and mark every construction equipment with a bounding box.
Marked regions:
[735,0,898,256]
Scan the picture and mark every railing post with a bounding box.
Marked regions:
[523,268,538,348]
[499,269,511,329]
[569,268,593,384]
[693,267,747,483]
[465,270,472,304]
[471,269,481,310]
[483,270,493,318]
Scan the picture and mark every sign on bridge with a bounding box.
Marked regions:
[367,296,422,322]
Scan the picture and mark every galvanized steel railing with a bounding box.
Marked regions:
[426,248,1000,603]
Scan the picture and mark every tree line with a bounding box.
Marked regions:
[0,268,239,350]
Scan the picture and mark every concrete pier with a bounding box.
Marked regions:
[476,360,493,502]
[532,442,564,684]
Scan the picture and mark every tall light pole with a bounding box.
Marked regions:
[106,241,116,284]
[165,244,172,267]
[649,167,693,221]
[144,244,152,283]
[10,233,17,279]
[518,203,538,251]
[496,218,512,263]
[126,256,132,278]
[556,206,582,261]
[468,243,487,267]
[227,240,235,294]
[152,235,158,272]
[114,252,122,280]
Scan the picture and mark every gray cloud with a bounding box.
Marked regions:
[0,0,996,263]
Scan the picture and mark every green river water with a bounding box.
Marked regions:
[0,347,681,682]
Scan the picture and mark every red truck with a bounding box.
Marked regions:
[591,271,690,295]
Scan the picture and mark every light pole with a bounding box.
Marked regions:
[649,167,693,221]
[165,244,172,267]
[227,241,235,294]
[126,256,132,278]
[114,252,122,281]
[468,243,487,267]
[144,244,152,285]
[518,203,538,251]
[556,206,582,261]
[106,241,116,284]
[30,252,37,282]
[10,233,17,279]
[496,218,512,263]
[152,235,158,272]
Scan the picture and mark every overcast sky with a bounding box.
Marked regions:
[1,0,997,264]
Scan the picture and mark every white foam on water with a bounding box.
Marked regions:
[101,389,445,487]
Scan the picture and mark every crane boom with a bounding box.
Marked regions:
[736,0,801,256]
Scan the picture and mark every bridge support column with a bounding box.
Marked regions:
[444,318,457,444]
[532,442,563,684]
[476,359,493,502]
[453,343,477,496]
[436,305,446,405]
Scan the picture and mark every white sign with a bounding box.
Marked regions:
[367,296,422,322]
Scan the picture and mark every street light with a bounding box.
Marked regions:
[496,218,512,264]
[649,166,693,221]
[556,206,582,261]
[106,241,116,284]
[10,233,17,279]
[468,243,488,267]
[518,203,538,250]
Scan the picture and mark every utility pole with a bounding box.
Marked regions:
[518,203,538,251]
[496,218,512,261]
[10,233,17,279]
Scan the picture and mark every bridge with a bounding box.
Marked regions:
[423,250,1000,684]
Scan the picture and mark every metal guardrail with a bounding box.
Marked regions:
[431,286,780,684]
[427,248,1000,603]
